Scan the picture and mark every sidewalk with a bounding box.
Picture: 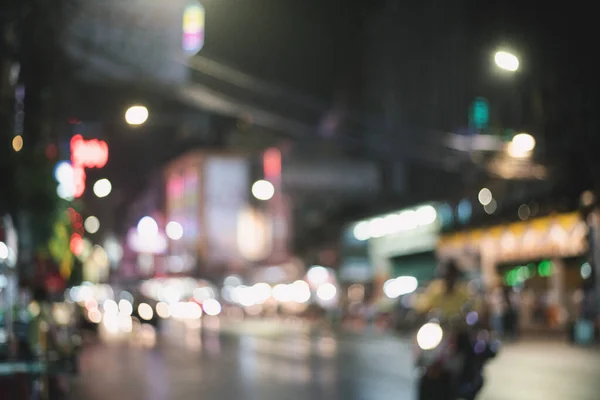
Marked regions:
[481,340,600,400]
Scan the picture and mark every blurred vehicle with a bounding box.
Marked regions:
[414,310,500,400]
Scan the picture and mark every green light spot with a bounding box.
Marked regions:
[505,270,519,286]
[470,97,489,129]
[538,260,553,277]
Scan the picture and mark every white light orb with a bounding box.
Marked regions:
[118,299,133,316]
[156,302,170,319]
[416,205,437,225]
[291,280,311,303]
[84,216,100,234]
[507,133,536,158]
[272,284,291,302]
[166,221,184,240]
[316,283,337,301]
[353,221,370,241]
[494,51,519,72]
[125,105,149,126]
[202,299,222,316]
[137,216,158,238]
[251,180,275,201]
[54,161,73,183]
[0,242,8,260]
[307,266,329,286]
[137,303,154,321]
[478,188,493,206]
[93,179,112,198]
[417,323,444,350]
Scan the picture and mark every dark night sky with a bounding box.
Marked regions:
[200,0,371,102]
[198,1,599,122]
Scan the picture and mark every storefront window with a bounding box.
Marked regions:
[498,257,587,330]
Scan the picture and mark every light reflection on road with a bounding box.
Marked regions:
[71,320,600,400]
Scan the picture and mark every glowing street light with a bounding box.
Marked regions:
[93,178,112,198]
[251,180,275,201]
[125,105,149,126]
[495,51,519,72]
[507,133,536,158]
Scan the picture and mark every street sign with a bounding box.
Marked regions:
[182,2,205,56]
[469,97,489,130]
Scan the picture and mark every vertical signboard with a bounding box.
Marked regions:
[165,154,202,274]
[182,2,205,56]
[203,156,249,267]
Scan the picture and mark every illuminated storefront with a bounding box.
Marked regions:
[438,212,589,330]
[164,151,251,275]
[340,203,446,298]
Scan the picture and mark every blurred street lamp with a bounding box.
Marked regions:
[251,180,274,201]
[12,135,23,152]
[93,178,112,198]
[507,133,536,158]
[125,105,149,126]
[495,51,519,72]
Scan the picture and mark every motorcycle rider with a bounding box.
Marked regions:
[414,260,489,399]
[414,259,482,318]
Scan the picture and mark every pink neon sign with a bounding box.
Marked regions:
[70,134,109,198]
[70,135,109,168]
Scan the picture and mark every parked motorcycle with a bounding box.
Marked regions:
[414,311,500,400]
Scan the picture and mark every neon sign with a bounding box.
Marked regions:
[70,135,108,168]
[69,134,109,198]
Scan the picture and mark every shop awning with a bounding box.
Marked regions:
[438,212,587,263]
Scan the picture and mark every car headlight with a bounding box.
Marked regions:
[416,322,443,350]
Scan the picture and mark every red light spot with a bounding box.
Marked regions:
[70,233,84,256]
[69,135,108,198]
[68,118,81,125]
[263,147,281,179]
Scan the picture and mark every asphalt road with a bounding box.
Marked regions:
[67,320,600,400]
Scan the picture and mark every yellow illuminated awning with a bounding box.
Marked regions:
[439,212,586,260]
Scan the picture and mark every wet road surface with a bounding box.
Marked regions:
[68,320,600,400]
